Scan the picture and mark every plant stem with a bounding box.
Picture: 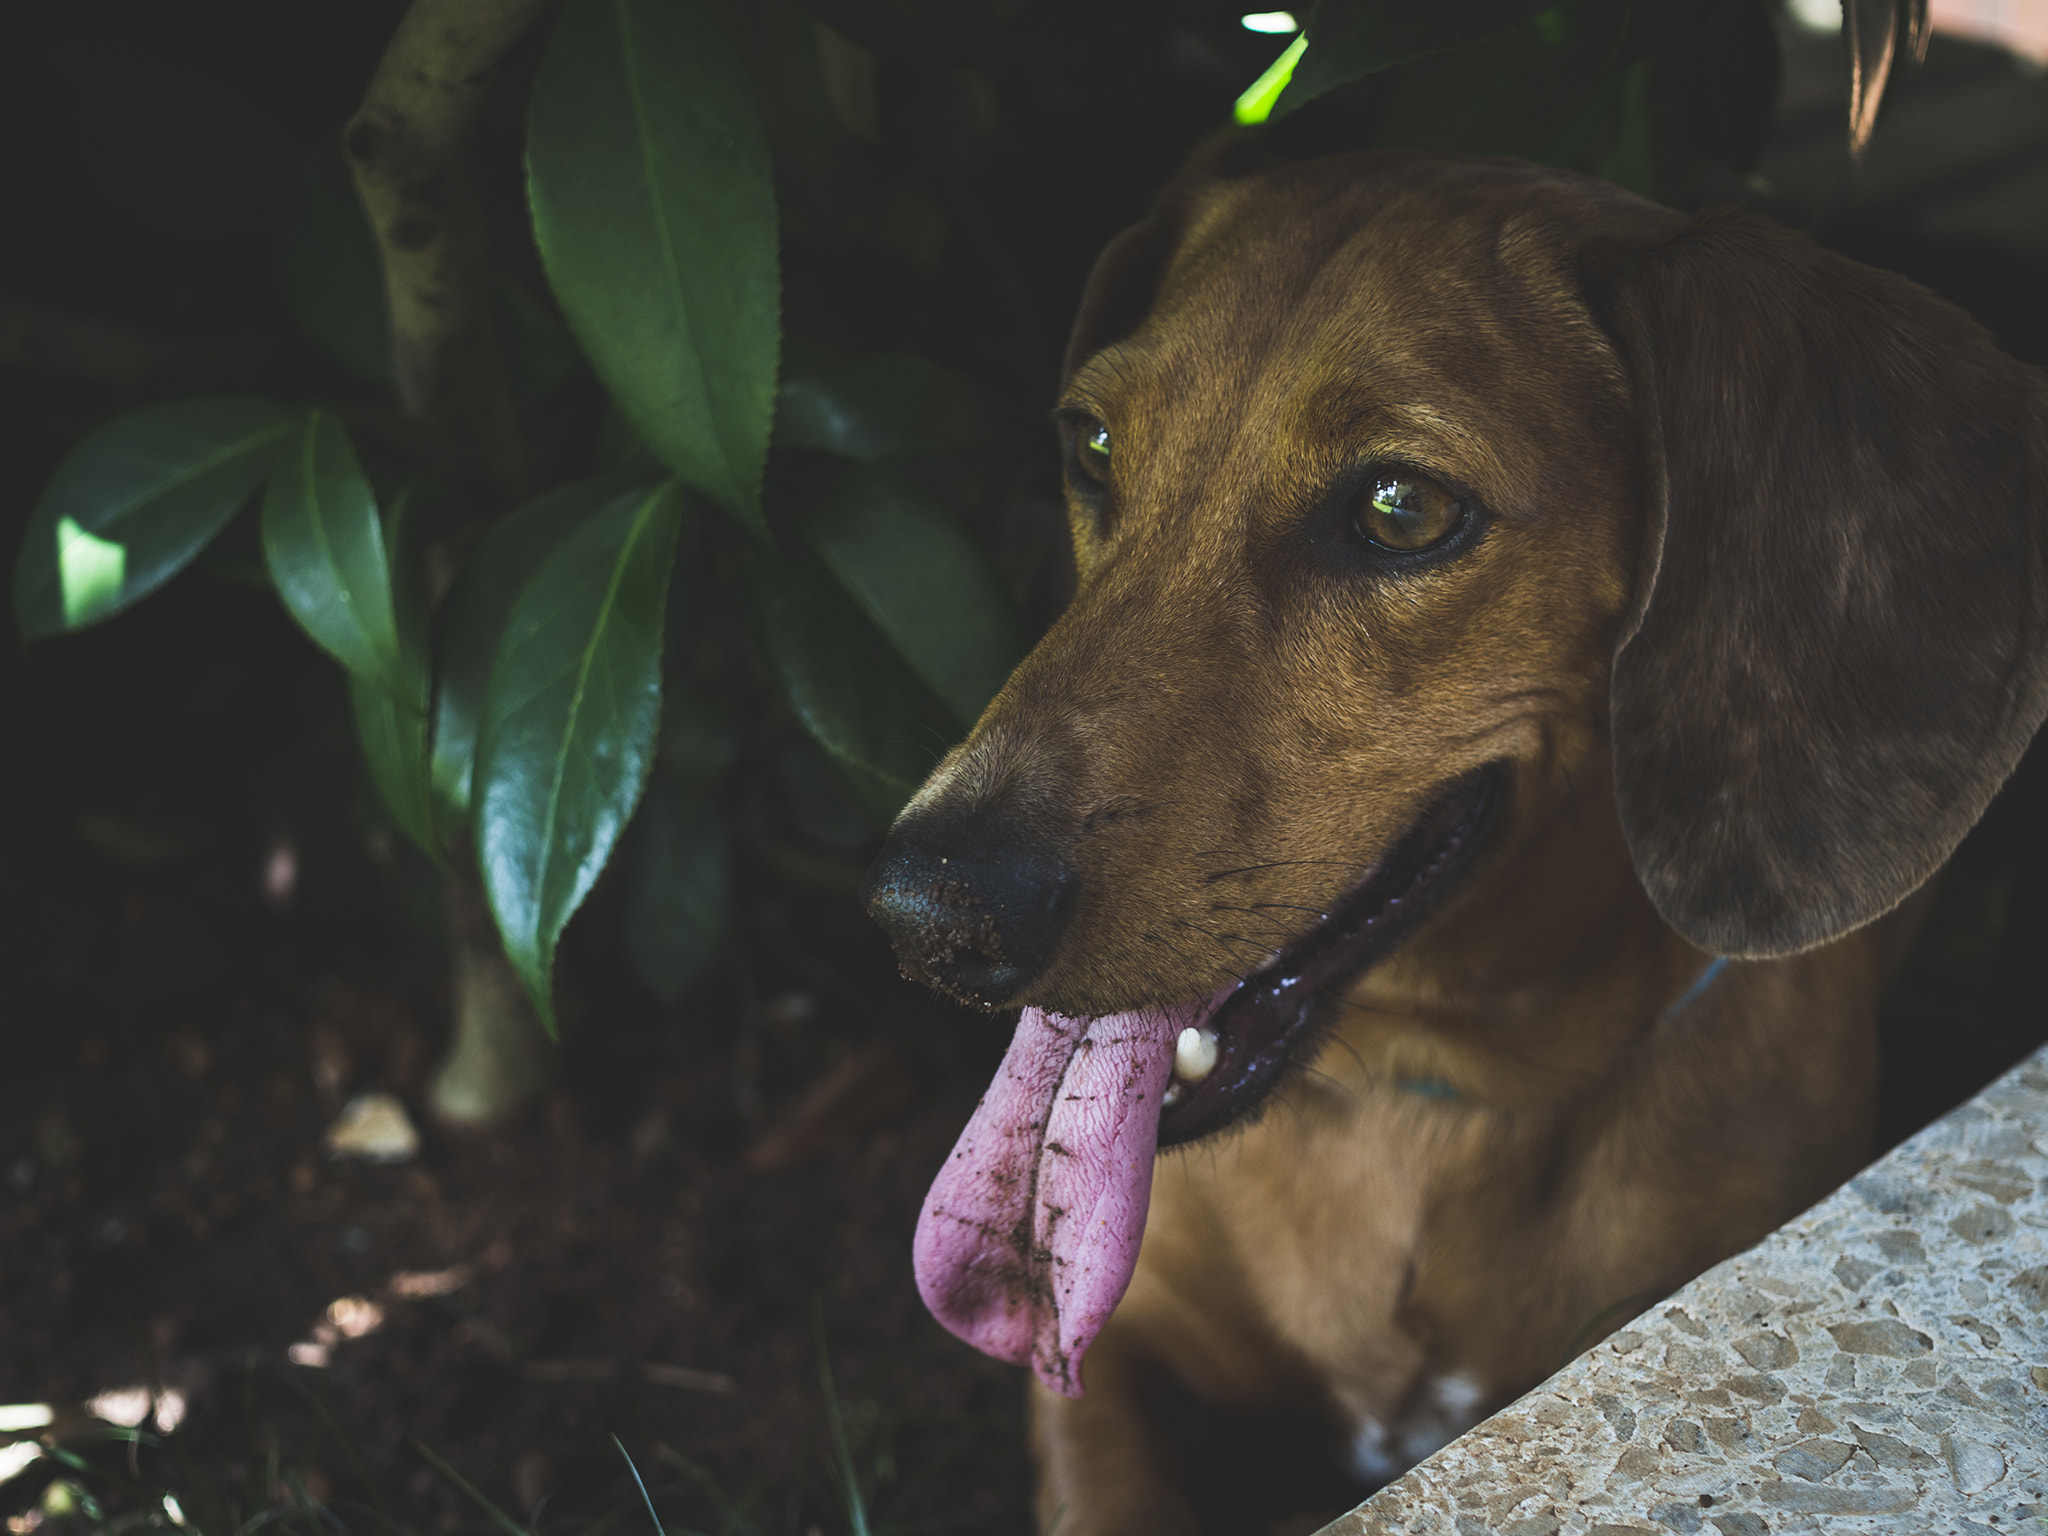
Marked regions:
[344,0,551,495]
[431,861,551,1126]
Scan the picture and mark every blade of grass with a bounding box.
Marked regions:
[278,1363,395,1535]
[611,1438,663,1536]
[868,1432,971,1536]
[649,1448,763,1536]
[811,1301,870,1536]
[282,1467,349,1536]
[412,1439,531,1536]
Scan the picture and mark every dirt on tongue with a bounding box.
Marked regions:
[911,990,1235,1397]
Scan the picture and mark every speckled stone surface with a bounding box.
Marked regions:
[1320,1044,2048,1536]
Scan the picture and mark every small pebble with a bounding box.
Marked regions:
[323,1092,420,1163]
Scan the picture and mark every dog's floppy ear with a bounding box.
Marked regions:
[1061,133,1277,382]
[1594,210,2048,958]
[1061,214,1184,382]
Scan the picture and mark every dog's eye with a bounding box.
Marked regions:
[1065,415,1112,489]
[1354,474,1464,552]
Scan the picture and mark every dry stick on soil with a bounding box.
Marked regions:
[344,0,552,495]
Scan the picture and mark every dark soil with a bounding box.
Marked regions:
[0,573,1038,1535]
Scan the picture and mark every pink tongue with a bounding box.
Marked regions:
[913,991,1233,1397]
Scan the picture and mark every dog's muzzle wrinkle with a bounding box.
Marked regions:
[862,813,1078,1007]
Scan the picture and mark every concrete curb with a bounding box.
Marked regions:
[1320,1045,2048,1536]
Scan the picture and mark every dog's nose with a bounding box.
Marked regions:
[861,816,1077,1006]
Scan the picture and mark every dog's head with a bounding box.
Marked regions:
[867,150,2048,1392]
[874,146,2048,1017]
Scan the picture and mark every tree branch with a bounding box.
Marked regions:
[345,0,554,495]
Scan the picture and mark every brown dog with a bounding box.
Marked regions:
[863,149,2048,1534]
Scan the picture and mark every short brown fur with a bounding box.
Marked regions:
[890,152,2048,1532]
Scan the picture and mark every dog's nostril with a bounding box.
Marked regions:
[861,829,1077,1007]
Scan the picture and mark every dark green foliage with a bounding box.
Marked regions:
[351,487,439,859]
[262,410,424,706]
[12,0,1797,1028]
[795,456,1021,729]
[15,398,295,637]
[1278,0,1780,201]
[475,480,687,1028]
[749,540,959,820]
[1281,0,1557,105]
[277,141,395,387]
[428,478,644,846]
[528,0,782,529]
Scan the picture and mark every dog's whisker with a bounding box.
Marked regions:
[1170,914,1279,952]
[1199,904,1307,939]
[1199,858,1359,881]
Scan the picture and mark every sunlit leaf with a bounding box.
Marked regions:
[622,772,730,1004]
[747,545,957,821]
[1235,35,1307,125]
[529,0,780,529]
[791,458,1019,727]
[775,355,1012,509]
[429,478,637,844]
[262,411,420,706]
[15,397,296,639]
[474,481,686,1028]
[1276,0,1554,114]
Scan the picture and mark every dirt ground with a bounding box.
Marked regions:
[0,572,1043,1535]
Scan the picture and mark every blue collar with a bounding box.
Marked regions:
[1662,956,1730,1022]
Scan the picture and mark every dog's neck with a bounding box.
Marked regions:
[1327,756,1708,1109]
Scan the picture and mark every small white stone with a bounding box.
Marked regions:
[1174,1027,1219,1084]
[324,1092,421,1163]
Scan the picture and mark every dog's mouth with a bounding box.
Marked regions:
[1155,762,1505,1146]
[911,765,1505,1398]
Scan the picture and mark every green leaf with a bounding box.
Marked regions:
[474,481,687,1028]
[1276,0,1555,114]
[529,0,780,529]
[790,0,1023,63]
[656,678,742,787]
[1331,0,1713,202]
[1235,34,1308,126]
[15,398,296,638]
[353,673,436,858]
[277,141,393,386]
[262,411,420,706]
[429,478,636,843]
[775,356,1012,509]
[747,544,957,821]
[791,458,1020,727]
[353,489,437,858]
[622,772,731,1004]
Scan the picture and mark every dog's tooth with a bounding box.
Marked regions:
[1161,1081,1184,1108]
[1174,1026,1219,1084]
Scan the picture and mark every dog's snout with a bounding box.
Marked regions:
[862,817,1077,1007]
